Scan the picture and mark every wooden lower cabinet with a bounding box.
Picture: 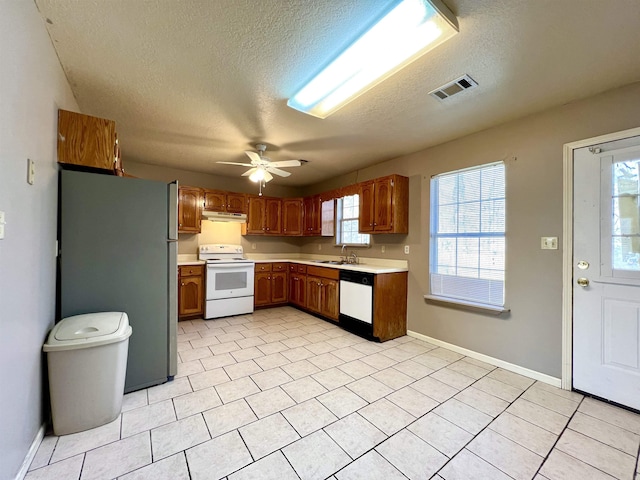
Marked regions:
[289,263,307,308]
[254,263,288,307]
[372,272,408,341]
[178,265,204,319]
[305,266,339,321]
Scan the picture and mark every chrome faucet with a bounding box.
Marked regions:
[341,244,347,263]
[349,251,358,264]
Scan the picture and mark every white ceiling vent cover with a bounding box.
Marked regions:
[430,74,478,100]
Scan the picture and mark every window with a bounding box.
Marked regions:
[429,162,506,307]
[336,194,370,245]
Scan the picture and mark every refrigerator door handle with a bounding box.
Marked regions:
[168,181,179,241]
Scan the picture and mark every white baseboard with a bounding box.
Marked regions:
[15,424,45,480]
[407,330,562,388]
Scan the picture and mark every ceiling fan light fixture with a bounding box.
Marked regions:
[287,0,458,119]
[249,167,266,182]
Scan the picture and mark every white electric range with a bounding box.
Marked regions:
[198,244,255,319]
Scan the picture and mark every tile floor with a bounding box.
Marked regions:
[27,306,640,480]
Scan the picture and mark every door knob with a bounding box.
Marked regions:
[577,278,589,287]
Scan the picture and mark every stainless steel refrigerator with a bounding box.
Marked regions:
[59,170,178,393]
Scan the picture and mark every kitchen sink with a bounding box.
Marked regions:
[313,260,346,265]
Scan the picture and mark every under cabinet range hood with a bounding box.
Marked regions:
[202,211,247,223]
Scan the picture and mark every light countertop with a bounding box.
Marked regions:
[247,255,408,274]
[179,253,408,274]
[177,254,205,266]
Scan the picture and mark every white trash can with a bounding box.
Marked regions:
[43,312,132,435]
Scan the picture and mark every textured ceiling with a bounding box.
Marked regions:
[35,0,640,186]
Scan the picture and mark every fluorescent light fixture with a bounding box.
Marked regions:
[287,0,458,119]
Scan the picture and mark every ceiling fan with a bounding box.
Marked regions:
[217,144,303,184]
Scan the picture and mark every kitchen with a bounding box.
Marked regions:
[4,1,640,479]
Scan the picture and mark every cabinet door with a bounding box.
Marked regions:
[321,278,340,320]
[254,272,272,306]
[178,187,202,233]
[179,275,204,317]
[265,198,282,234]
[303,195,321,235]
[359,181,375,233]
[282,198,303,236]
[57,109,117,171]
[289,275,304,307]
[226,193,247,213]
[203,190,226,211]
[271,272,288,303]
[306,276,322,313]
[373,177,393,232]
[247,196,265,234]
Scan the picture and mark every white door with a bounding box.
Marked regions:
[573,135,640,410]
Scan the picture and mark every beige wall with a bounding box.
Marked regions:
[306,81,640,378]
[0,2,79,478]
[178,221,302,255]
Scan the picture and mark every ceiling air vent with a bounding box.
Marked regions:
[429,74,478,100]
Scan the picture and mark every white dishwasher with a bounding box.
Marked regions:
[339,270,375,339]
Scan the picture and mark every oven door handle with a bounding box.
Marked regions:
[207,263,254,269]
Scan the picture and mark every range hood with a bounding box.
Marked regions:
[202,211,247,223]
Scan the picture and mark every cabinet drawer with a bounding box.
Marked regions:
[306,265,340,280]
[289,263,307,274]
[255,263,272,272]
[179,265,204,277]
[272,262,288,272]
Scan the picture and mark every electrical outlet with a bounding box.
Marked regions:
[381,245,385,253]
[251,243,256,250]
[404,245,410,254]
[541,237,558,250]
[318,244,322,251]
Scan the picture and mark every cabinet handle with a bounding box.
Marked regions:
[181,282,185,286]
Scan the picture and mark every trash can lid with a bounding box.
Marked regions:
[44,312,132,352]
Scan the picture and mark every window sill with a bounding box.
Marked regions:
[424,295,510,315]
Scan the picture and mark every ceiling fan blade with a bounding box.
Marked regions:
[244,151,262,163]
[269,160,301,168]
[217,161,253,167]
[268,167,292,177]
[242,168,257,177]
[264,171,273,183]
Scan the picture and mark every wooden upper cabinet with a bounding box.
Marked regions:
[303,195,321,235]
[227,193,247,213]
[282,198,303,236]
[178,186,203,233]
[265,198,282,234]
[57,109,118,172]
[359,175,408,234]
[203,190,247,214]
[247,196,266,234]
[359,181,375,233]
[203,190,226,212]
[373,177,394,232]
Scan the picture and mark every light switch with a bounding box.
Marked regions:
[541,237,558,249]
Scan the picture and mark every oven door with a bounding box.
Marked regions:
[206,263,255,300]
